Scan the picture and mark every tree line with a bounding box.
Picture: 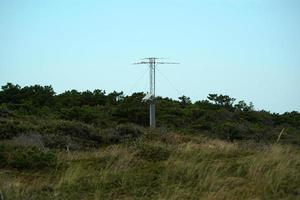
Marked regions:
[0,83,299,144]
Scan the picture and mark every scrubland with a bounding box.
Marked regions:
[1,130,300,200]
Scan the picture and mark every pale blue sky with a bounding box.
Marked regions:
[0,0,299,113]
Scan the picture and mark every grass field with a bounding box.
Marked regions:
[1,131,300,200]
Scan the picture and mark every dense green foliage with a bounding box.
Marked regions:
[0,145,56,170]
[0,83,299,146]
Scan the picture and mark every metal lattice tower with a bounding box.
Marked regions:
[134,57,179,128]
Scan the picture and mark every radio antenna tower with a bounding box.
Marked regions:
[134,57,179,128]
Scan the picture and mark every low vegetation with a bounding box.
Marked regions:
[0,145,56,170]
[1,132,300,199]
[0,83,299,199]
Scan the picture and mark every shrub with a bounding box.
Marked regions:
[0,145,56,170]
[0,104,14,117]
[101,128,122,144]
[8,133,44,148]
[0,118,35,139]
[116,124,143,139]
[102,124,143,144]
[55,121,102,142]
[0,144,8,167]
[9,147,56,170]
[213,122,249,142]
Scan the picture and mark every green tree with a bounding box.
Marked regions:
[207,94,236,107]
[234,100,254,112]
[0,83,22,104]
[178,95,191,107]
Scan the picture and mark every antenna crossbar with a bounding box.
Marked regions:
[133,57,179,128]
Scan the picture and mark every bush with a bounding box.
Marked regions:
[116,124,143,139]
[0,144,8,167]
[0,118,35,139]
[0,104,14,117]
[7,133,44,148]
[60,105,106,124]
[102,124,143,144]
[43,134,99,150]
[55,121,102,142]
[0,145,56,170]
[213,122,249,142]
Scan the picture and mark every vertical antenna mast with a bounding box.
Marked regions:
[134,57,179,128]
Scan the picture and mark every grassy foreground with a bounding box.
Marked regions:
[1,131,300,200]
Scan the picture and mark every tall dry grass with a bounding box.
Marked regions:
[1,132,300,200]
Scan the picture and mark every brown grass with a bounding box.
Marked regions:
[1,133,300,200]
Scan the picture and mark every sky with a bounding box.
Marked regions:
[0,0,299,113]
